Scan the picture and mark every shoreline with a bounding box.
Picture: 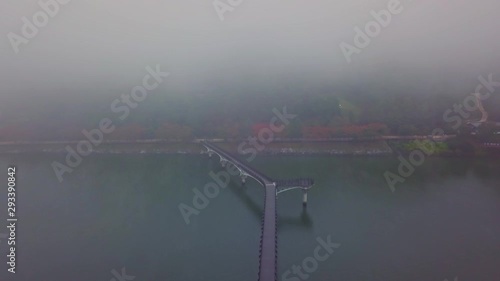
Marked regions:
[0,140,393,156]
[0,137,497,156]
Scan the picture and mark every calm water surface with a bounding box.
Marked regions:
[0,154,499,281]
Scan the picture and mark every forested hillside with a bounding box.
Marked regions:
[1,76,499,141]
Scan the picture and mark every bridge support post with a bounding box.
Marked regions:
[220,159,227,167]
[302,190,308,207]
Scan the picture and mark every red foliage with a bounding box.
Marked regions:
[107,124,147,140]
[252,123,271,136]
[302,123,389,138]
[251,123,287,137]
[0,125,34,141]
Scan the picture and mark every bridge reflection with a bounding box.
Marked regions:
[201,141,314,281]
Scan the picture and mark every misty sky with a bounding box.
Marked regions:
[1,0,500,101]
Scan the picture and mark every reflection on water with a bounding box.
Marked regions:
[0,155,498,281]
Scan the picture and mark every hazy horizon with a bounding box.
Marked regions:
[2,0,500,101]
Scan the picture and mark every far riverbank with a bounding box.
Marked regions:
[0,136,498,156]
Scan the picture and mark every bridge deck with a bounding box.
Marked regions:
[259,183,278,281]
[275,178,314,189]
[202,142,314,281]
[202,141,278,281]
[202,141,274,186]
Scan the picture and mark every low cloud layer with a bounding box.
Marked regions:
[1,0,500,103]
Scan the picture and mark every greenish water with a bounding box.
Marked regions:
[0,154,499,281]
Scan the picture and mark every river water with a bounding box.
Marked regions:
[0,154,499,281]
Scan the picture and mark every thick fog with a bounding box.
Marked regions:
[1,0,500,103]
